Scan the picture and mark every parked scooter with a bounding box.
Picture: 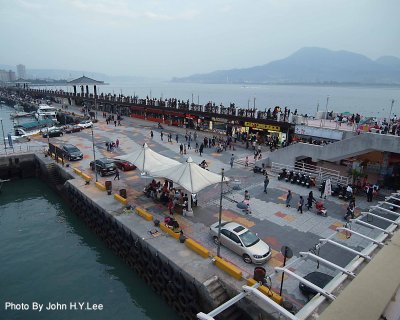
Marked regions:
[303,175,311,188]
[157,122,164,129]
[278,168,287,180]
[285,171,294,183]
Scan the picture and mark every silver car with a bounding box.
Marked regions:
[210,221,271,264]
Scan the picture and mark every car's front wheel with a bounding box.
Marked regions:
[213,236,220,245]
[243,254,252,264]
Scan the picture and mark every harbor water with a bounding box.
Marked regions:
[0,178,181,320]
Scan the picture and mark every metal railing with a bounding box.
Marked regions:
[0,145,46,156]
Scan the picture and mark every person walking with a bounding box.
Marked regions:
[297,196,304,214]
[179,143,183,155]
[199,143,204,156]
[230,154,234,168]
[306,191,315,210]
[244,190,250,201]
[116,139,119,148]
[114,167,120,180]
[175,133,179,143]
[344,200,355,220]
[320,180,326,198]
[245,156,249,167]
[367,184,374,202]
[286,190,292,207]
[160,131,164,141]
[150,130,153,139]
[264,174,270,193]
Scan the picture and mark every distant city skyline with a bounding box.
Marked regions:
[0,0,399,79]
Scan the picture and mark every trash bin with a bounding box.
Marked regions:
[119,188,127,199]
[253,266,266,282]
[105,181,112,195]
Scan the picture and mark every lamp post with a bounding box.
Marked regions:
[91,126,98,182]
[323,95,330,126]
[0,118,6,151]
[388,99,395,122]
[217,168,225,258]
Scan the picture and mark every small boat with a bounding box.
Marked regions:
[10,111,35,119]
[0,179,10,193]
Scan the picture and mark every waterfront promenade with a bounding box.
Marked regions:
[0,101,385,314]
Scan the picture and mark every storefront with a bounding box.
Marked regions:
[243,121,286,144]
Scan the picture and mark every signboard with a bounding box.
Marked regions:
[244,122,281,132]
[212,117,228,123]
[294,125,343,140]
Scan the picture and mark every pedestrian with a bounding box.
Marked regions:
[168,199,174,215]
[306,191,315,210]
[114,120,117,127]
[367,184,374,202]
[118,120,121,126]
[179,143,183,155]
[297,196,304,213]
[244,190,250,201]
[195,142,199,152]
[320,180,326,198]
[114,167,120,180]
[264,174,269,193]
[150,130,153,138]
[245,156,249,167]
[230,154,234,168]
[184,144,187,155]
[176,133,179,143]
[116,139,119,148]
[344,200,355,220]
[199,143,204,156]
[160,131,164,141]
[188,140,191,149]
[286,190,292,207]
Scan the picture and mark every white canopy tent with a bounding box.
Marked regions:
[151,157,229,215]
[115,143,180,174]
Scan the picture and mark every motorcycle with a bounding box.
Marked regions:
[285,171,294,183]
[315,201,328,217]
[299,174,307,186]
[157,123,164,129]
[303,175,311,188]
[292,172,300,184]
[278,168,287,180]
[253,166,263,174]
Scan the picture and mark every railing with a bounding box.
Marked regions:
[0,145,46,156]
[271,161,350,186]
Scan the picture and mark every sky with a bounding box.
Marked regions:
[0,0,399,79]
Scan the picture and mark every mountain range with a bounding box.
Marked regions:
[171,47,400,85]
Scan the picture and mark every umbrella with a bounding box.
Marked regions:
[341,111,352,116]
[116,143,180,174]
[151,157,229,214]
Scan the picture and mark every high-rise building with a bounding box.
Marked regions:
[8,70,16,81]
[16,64,26,79]
[0,69,16,82]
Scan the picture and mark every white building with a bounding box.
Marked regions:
[16,64,26,79]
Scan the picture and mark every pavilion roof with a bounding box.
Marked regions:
[67,76,105,85]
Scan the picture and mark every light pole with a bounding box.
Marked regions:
[0,119,6,151]
[323,95,330,126]
[91,126,98,182]
[217,168,225,258]
[388,99,395,122]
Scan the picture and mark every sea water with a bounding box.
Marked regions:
[0,178,181,320]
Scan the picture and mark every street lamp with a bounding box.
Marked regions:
[91,125,98,182]
[388,99,395,122]
[217,168,225,258]
[323,95,330,126]
[0,118,6,151]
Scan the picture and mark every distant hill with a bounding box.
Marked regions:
[171,47,400,85]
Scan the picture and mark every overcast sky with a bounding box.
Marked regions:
[1,0,399,79]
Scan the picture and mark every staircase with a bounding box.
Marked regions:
[46,163,65,187]
[203,276,247,320]
[268,133,400,166]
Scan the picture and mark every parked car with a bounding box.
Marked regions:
[299,272,334,297]
[210,221,271,264]
[89,158,117,177]
[61,144,83,161]
[42,128,64,138]
[113,159,136,171]
[64,125,82,134]
[77,120,93,129]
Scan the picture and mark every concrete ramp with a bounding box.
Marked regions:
[268,133,400,166]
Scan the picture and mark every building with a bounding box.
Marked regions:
[0,69,16,82]
[16,64,26,79]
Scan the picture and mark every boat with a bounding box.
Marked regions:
[10,111,35,119]
[35,104,58,122]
